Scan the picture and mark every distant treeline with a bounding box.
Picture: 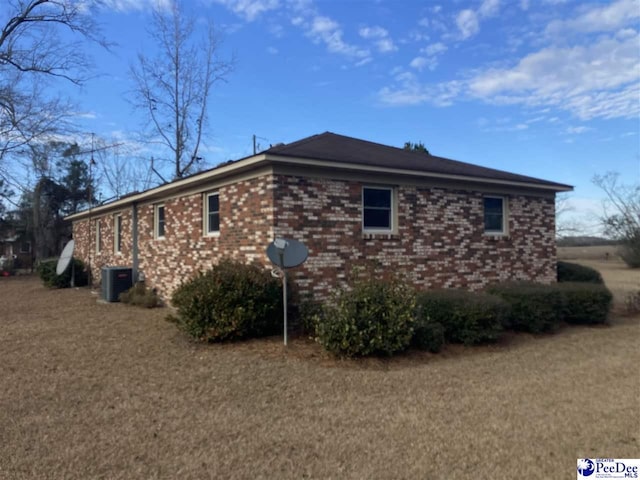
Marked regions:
[557,236,620,247]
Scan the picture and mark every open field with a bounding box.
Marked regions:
[558,245,639,311]
[557,244,620,261]
[1,275,639,480]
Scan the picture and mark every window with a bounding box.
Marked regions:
[205,192,220,235]
[363,186,393,232]
[20,241,31,253]
[114,214,122,252]
[484,196,506,234]
[155,204,165,238]
[95,220,102,253]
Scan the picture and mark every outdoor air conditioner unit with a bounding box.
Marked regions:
[101,267,133,302]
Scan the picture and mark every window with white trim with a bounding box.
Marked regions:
[155,204,165,238]
[362,186,393,232]
[483,196,506,234]
[114,214,122,252]
[205,192,220,235]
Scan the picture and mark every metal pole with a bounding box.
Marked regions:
[283,269,287,346]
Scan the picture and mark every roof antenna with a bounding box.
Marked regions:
[150,157,168,184]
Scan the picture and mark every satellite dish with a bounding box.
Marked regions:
[266,238,308,268]
[56,239,75,275]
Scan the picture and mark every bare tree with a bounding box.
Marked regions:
[0,0,106,176]
[593,172,640,267]
[130,1,233,180]
[555,192,584,238]
[95,140,153,199]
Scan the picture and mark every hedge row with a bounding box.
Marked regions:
[167,259,612,358]
[310,280,612,357]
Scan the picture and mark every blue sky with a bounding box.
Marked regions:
[65,0,639,233]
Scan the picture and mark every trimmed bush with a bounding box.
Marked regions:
[119,283,161,308]
[557,261,604,284]
[314,277,415,357]
[488,282,563,333]
[412,318,445,353]
[416,290,508,345]
[37,258,88,288]
[170,259,282,342]
[557,282,612,325]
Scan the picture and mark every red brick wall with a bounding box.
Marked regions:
[73,172,556,301]
[73,174,276,298]
[272,175,556,299]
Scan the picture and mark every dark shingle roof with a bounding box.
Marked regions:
[265,132,572,190]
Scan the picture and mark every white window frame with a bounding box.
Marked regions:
[114,213,123,253]
[483,195,508,235]
[155,204,166,239]
[204,192,220,236]
[95,219,102,253]
[362,186,395,234]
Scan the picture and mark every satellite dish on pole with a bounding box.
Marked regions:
[266,238,308,268]
[266,238,309,346]
[56,239,76,287]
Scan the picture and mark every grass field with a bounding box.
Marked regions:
[1,267,638,479]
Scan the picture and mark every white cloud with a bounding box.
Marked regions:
[468,33,639,102]
[211,0,280,21]
[455,0,500,40]
[409,42,447,71]
[456,9,479,39]
[359,26,387,39]
[305,15,370,60]
[478,0,500,18]
[546,0,640,36]
[100,0,172,12]
[378,71,462,107]
[267,46,279,54]
[422,42,447,56]
[359,25,397,53]
[566,126,592,134]
[378,28,640,121]
[409,57,433,71]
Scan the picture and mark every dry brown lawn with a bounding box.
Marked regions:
[1,274,639,480]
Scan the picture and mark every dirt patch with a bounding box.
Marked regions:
[1,276,639,480]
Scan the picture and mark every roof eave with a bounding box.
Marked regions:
[266,154,574,192]
[65,153,270,221]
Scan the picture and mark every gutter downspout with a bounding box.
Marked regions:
[132,202,139,282]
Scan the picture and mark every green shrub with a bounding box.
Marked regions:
[412,318,445,353]
[557,282,613,325]
[314,277,415,357]
[119,282,161,308]
[37,258,88,288]
[557,261,604,284]
[488,282,563,333]
[297,298,324,336]
[170,259,282,342]
[416,290,508,345]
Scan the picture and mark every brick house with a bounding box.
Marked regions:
[66,132,572,300]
